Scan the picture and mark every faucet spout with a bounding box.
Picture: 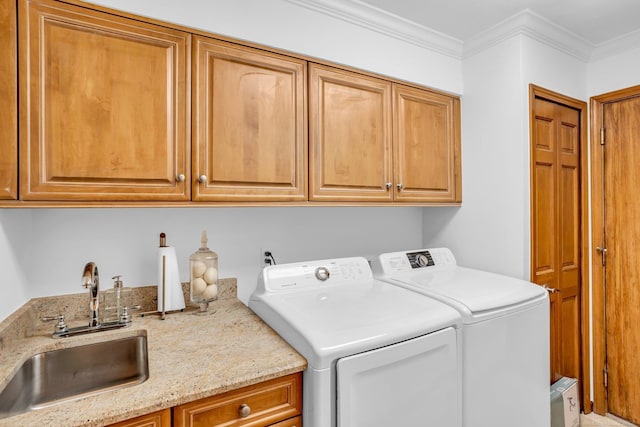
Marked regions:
[82,262,100,327]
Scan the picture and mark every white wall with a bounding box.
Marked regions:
[0,210,31,319]
[588,47,640,96]
[423,35,588,280]
[0,207,423,321]
[423,36,529,278]
[85,0,463,94]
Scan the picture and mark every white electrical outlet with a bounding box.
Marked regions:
[260,247,273,268]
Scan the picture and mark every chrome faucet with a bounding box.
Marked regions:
[82,262,100,327]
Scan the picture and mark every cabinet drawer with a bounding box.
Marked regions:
[107,408,171,427]
[271,415,302,427]
[174,373,302,427]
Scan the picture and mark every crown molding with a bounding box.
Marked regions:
[463,9,593,62]
[284,0,463,59]
[591,29,640,61]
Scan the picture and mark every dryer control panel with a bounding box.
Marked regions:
[374,248,457,274]
[256,256,373,293]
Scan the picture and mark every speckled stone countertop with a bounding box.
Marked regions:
[0,279,307,426]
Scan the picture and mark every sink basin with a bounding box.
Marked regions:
[0,333,149,419]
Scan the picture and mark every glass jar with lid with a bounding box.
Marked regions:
[189,230,218,313]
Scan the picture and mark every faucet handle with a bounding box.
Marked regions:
[120,305,141,324]
[42,314,68,334]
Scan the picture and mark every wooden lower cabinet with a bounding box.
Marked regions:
[173,373,302,427]
[270,416,301,427]
[107,408,171,427]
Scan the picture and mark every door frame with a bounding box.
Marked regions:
[590,84,640,415]
[529,84,591,413]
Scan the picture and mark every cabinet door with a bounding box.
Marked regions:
[192,36,307,202]
[19,0,190,201]
[309,64,393,202]
[393,84,461,203]
[173,373,302,427]
[0,0,17,200]
[107,408,171,427]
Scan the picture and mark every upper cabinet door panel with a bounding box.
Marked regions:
[393,84,461,203]
[192,36,307,202]
[309,64,393,202]
[19,0,190,201]
[0,0,17,200]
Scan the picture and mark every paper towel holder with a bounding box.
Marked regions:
[140,232,186,319]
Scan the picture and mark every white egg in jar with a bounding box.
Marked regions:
[204,266,218,284]
[191,277,207,296]
[191,261,207,277]
[201,283,218,300]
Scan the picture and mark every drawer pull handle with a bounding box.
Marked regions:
[239,403,251,418]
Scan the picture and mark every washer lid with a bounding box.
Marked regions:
[249,257,461,368]
[373,249,547,316]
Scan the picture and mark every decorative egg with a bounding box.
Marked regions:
[204,267,218,284]
[191,261,207,277]
[191,277,207,295]
[202,284,218,300]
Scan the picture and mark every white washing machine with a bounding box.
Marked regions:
[372,248,550,427]
[249,256,463,427]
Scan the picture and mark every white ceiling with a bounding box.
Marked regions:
[357,0,640,45]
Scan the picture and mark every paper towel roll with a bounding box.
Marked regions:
[157,246,186,312]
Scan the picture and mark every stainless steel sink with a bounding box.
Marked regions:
[0,333,149,419]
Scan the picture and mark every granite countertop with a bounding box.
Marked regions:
[0,279,307,426]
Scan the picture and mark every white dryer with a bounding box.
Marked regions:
[372,248,550,427]
[249,256,462,427]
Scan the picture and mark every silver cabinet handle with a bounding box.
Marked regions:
[542,284,559,294]
[176,174,186,182]
[238,403,251,418]
[197,175,207,184]
[397,183,404,191]
[385,182,392,190]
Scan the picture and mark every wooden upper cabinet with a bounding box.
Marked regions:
[192,36,307,202]
[309,64,461,203]
[309,64,393,202]
[0,0,17,200]
[393,84,461,203]
[19,0,191,201]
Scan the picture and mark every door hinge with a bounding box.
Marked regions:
[604,366,608,389]
[600,127,606,145]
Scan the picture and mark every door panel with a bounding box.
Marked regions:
[309,64,393,201]
[336,328,460,427]
[531,95,582,384]
[192,36,307,202]
[603,97,640,425]
[0,0,17,200]
[393,84,460,202]
[19,0,190,201]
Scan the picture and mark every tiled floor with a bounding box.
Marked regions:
[581,412,638,426]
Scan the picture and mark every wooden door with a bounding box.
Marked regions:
[19,0,190,201]
[599,94,640,425]
[0,0,17,200]
[393,84,461,203]
[309,63,393,202]
[192,36,307,202]
[530,90,585,388]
